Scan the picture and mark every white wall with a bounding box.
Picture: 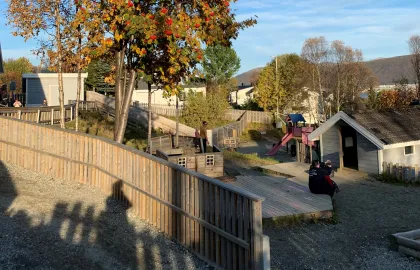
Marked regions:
[383,143,420,166]
[25,74,86,107]
[132,86,206,106]
[230,87,254,105]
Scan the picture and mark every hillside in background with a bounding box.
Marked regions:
[235,55,416,86]
[365,55,414,85]
[234,67,262,87]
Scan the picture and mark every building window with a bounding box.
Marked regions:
[206,155,215,166]
[404,146,414,156]
[178,157,187,167]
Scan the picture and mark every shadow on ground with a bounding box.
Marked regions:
[0,161,202,269]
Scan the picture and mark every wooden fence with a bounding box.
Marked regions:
[87,92,196,137]
[135,103,273,123]
[0,105,74,125]
[0,116,267,269]
[135,103,185,117]
[382,162,420,182]
[210,111,274,148]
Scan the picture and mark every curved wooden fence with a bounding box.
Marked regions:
[0,116,267,269]
[0,105,74,124]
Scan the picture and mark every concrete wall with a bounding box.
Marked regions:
[383,143,420,166]
[321,124,341,169]
[132,86,206,106]
[26,76,85,107]
[357,133,379,174]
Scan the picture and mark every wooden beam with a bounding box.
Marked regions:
[378,150,384,174]
[51,108,54,125]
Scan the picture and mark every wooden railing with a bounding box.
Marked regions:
[382,162,420,182]
[0,105,74,125]
[210,110,273,148]
[0,116,267,269]
[134,103,273,123]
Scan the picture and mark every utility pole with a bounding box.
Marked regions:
[271,56,279,121]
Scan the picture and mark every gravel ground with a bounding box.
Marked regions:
[0,162,207,270]
[265,172,420,270]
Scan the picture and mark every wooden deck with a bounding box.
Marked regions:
[230,175,333,220]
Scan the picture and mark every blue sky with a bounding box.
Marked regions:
[232,0,420,73]
[1,1,420,74]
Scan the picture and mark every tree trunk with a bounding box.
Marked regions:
[147,82,152,153]
[55,1,65,129]
[114,50,124,140]
[75,16,82,132]
[175,94,179,148]
[316,65,324,121]
[336,68,341,113]
[114,70,136,144]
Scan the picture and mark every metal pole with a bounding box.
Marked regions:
[275,56,279,120]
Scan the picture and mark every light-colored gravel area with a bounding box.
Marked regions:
[265,172,420,270]
[0,162,207,270]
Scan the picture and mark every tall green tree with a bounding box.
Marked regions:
[85,58,114,93]
[202,44,240,85]
[0,57,33,92]
[254,54,307,113]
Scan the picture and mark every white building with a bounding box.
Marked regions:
[229,86,254,105]
[132,80,206,106]
[23,73,88,107]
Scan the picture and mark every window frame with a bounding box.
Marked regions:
[206,155,215,166]
[178,157,187,167]
[404,145,415,156]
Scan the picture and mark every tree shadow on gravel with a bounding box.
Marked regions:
[0,163,200,269]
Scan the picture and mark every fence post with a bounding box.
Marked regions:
[36,110,41,124]
[71,105,74,121]
[51,108,54,125]
[18,110,22,120]
[251,200,263,270]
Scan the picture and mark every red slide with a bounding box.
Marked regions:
[266,133,293,156]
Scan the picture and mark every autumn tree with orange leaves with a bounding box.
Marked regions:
[7,0,73,128]
[76,0,256,148]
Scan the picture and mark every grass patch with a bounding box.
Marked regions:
[223,150,278,167]
[240,123,283,143]
[66,111,148,151]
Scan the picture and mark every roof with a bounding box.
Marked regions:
[287,114,306,123]
[308,109,420,150]
[350,109,420,145]
[23,73,88,78]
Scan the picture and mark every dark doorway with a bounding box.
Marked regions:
[341,126,358,170]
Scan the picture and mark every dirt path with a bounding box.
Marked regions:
[265,171,420,270]
[0,162,206,270]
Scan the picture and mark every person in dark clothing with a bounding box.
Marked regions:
[309,160,339,198]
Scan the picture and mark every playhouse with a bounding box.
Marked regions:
[267,114,317,163]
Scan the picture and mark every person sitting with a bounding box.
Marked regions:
[42,99,48,106]
[321,160,334,176]
[13,100,22,108]
[309,160,339,198]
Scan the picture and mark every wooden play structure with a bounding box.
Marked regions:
[267,114,316,163]
[153,135,224,178]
